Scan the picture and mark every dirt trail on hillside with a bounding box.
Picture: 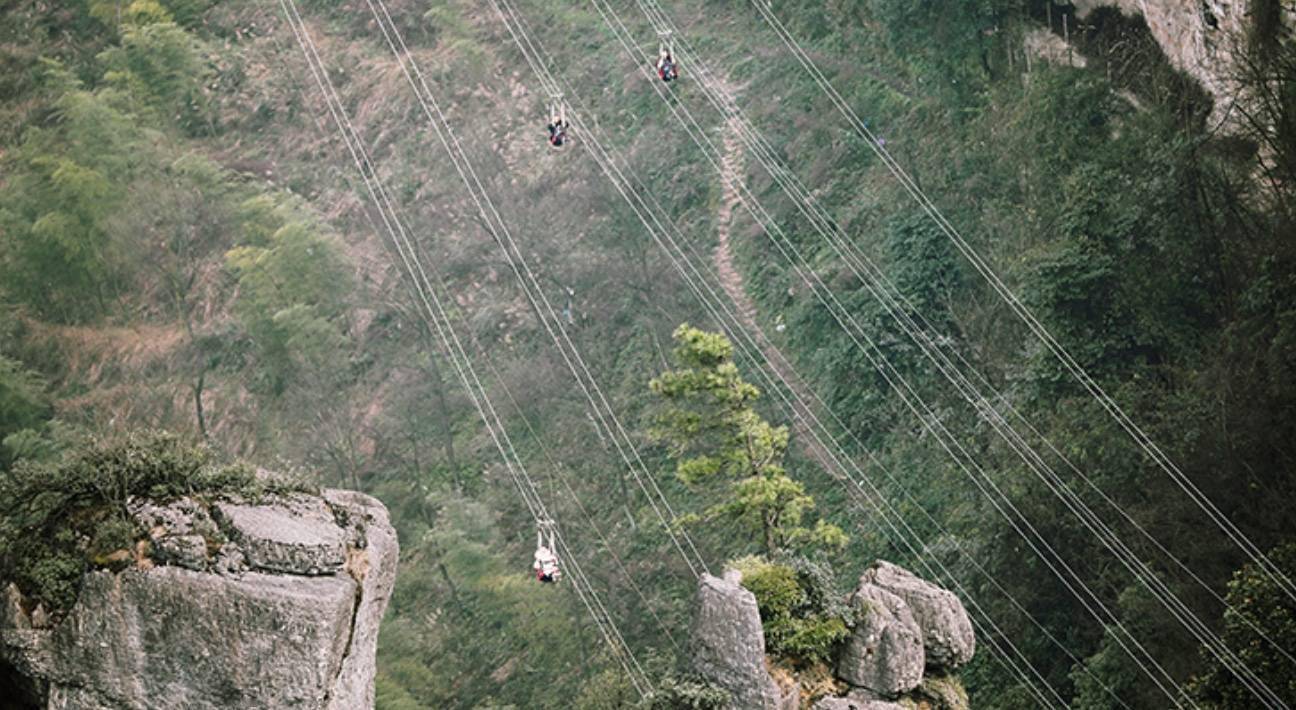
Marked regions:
[712,117,838,476]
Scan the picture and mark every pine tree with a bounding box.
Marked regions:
[650,324,846,555]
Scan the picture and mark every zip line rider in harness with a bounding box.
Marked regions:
[534,521,562,583]
[657,31,677,82]
[546,96,568,148]
[657,47,677,82]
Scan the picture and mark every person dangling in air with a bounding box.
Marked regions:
[546,99,568,148]
[533,522,562,583]
[657,47,678,83]
[656,31,677,82]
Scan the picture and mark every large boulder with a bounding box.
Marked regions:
[861,562,975,671]
[689,571,796,710]
[836,584,924,695]
[812,689,906,710]
[0,489,397,709]
[212,495,348,575]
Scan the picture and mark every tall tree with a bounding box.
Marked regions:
[650,324,845,555]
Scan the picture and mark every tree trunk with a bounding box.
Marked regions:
[192,369,209,443]
[432,362,458,471]
[437,560,458,600]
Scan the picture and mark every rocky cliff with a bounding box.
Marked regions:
[0,489,397,710]
[689,570,799,710]
[1072,0,1292,123]
[689,561,974,710]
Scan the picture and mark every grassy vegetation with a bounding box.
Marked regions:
[733,555,855,668]
[638,674,730,709]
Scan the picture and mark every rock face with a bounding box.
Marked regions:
[689,570,796,710]
[0,489,398,710]
[811,695,905,710]
[862,561,975,672]
[1072,0,1294,123]
[836,584,924,695]
[689,561,974,710]
[213,496,347,575]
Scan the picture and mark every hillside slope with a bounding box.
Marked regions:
[2,0,1294,708]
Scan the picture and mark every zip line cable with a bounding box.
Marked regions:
[580,1,1203,704]
[365,0,715,583]
[488,0,1160,702]
[360,0,710,580]
[546,0,1202,699]
[274,0,652,693]
[630,2,1294,702]
[741,0,1296,610]
[478,348,684,653]
[494,16,1068,709]
[278,0,1284,703]
[616,2,1287,704]
[483,1,1103,703]
[363,0,709,580]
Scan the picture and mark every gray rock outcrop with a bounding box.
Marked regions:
[688,560,974,710]
[213,496,347,575]
[689,570,796,710]
[862,561,975,671]
[1068,1,1295,126]
[0,488,397,710]
[836,584,924,695]
[812,695,905,710]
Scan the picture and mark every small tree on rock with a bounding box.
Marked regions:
[649,324,845,556]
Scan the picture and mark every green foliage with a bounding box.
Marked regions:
[882,212,967,326]
[375,672,425,710]
[1068,583,1187,709]
[0,430,302,612]
[375,493,611,709]
[99,19,212,133]
[90,0,163,27]
[638,673,729,709]
[225,204,353,394]
[0,356,51,467]
[156,0,215,27]
[0,4,218,321]
[1,0,1293,706]
[0,71,146,321]
[2,420,84,471]
[651,325,845,555]
[87,0,211,29]
[573,667,640,709]
[867,0,1015,104]
[1190,544,1296,708]
[733,555,853,667]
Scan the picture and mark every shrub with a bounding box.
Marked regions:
[733,555,854,667]
[639,674,729,709]
[0,430,306,613]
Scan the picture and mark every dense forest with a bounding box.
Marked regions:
[1,0,1293,707]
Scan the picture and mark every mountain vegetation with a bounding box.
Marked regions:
[0,0,1293,707]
